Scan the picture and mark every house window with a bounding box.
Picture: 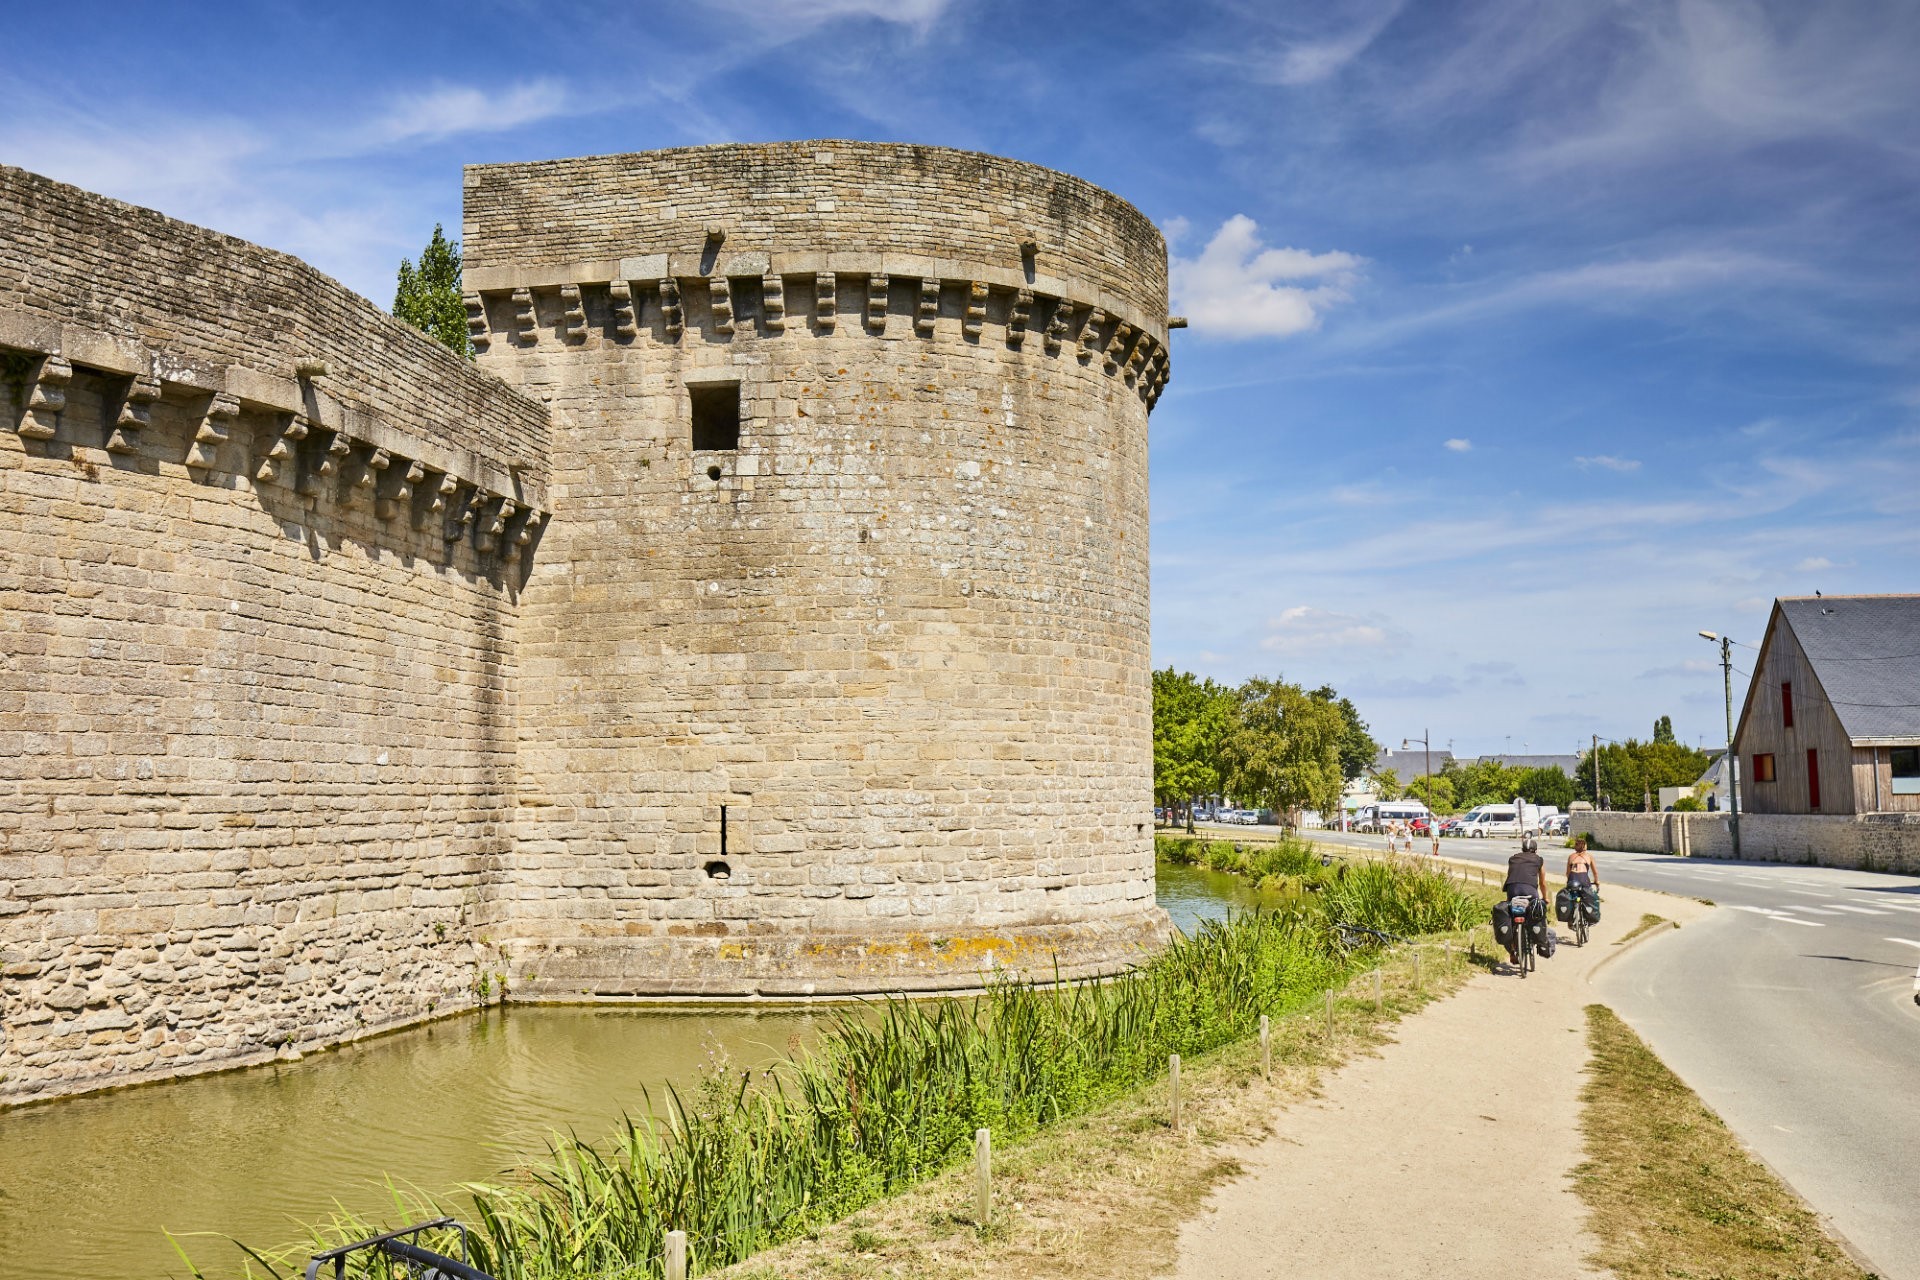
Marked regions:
[1751,753,1776,782]
[1892,747,1920,797]
[689,381,740,451]
[1781,682,1793,728]
[1807,748,1821,811]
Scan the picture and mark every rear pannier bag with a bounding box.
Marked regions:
[1555,887,1575,923]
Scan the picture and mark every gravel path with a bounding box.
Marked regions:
[1172,880,1708,1279]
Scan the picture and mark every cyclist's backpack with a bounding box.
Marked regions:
[1554,886,1575,923]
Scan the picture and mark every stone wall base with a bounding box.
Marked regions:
[1576,811,1920,874]
[508,910,1176,1000]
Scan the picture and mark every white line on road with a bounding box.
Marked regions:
[1827,904,1893,916]
[1884,939,1920,993]
[1728,904,1825,927]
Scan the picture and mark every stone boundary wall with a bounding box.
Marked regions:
[1577,811,1920,873]
[0,168,552,1106]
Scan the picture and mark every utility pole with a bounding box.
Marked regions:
[1698,631,1743,859]
[1592,733,1602,810]
[1403,730,1435,855]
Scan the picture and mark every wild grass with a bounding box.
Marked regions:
[1157,835,1490,936]
[1576,1005,1871,1279]
[188,868,1481,1280]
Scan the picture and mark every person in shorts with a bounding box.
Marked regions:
[1566,836,1599,917]
[1501,836,1551,967]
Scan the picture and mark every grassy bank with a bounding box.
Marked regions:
[190,861,1485,1280]
[1577,1005,1872,1279]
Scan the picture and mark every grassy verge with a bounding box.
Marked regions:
[1577,1005,1873,1279]
[716,938,1484,1280]
[189,861,1490,1280]
[1614,913,1671,945]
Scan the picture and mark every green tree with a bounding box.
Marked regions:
[1514,765,1574,810]
[1222,676,1346,821]
[1449,758,1526,809]
[394,224,472,357]
[1371,767,1402,801]
[1152,668,1233,827]
[1577,730,1710,810]
[1310,685,1379,781]
[1653,715,1676,746]
[1404,772,1456,813]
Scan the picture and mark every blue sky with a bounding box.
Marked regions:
[5,0,1915,756]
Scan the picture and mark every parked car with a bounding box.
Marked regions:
[1439,817,1465,837]
[1543,813,1570,836]
[1409,816,1431,835]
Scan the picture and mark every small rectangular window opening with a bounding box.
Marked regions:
[1807,748,1821,810]
[1752,753,1776,783]
[690,382,740,451]
[1781,681,1794,728]
[720,804,728,858]
[1891,747,1920,796]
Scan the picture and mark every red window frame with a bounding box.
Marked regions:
[1782,682,1794,728]
[1807,748,1821,810]
[1752,753,1776,782]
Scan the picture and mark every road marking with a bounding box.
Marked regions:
[1728,904,1825,927]
[1885,939,1920,993]
[1827,904,1893,916]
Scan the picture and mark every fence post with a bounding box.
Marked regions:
[665,1230,687,1280]
[1324,990,1335,1037]
[1170,1053,1182,1128]
[1373,969,1383,1011]
[1414,950,1423,991]
[974,1127,991,1226]
[1259,1014,1272,1080]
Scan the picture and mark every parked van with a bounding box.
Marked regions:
[1357,801,1431,833]
[1460,802,1549,838]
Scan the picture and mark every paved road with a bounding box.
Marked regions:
[1281,826,1920,1279]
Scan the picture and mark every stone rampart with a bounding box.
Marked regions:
[468,142,1171,996]
[1577,811,1920,873]
[0,168,550,1105]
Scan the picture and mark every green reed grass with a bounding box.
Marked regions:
[192,867,1477,1280]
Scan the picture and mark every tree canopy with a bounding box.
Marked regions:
[1152,668,1366,822]
[1151,668,1233,810]
[394,224,472,358]
[1576,732,1712,810]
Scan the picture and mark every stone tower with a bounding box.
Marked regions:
[462,142,1174,995]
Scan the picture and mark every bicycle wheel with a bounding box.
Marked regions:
[1575,911,1588,947]
[1519,926,1531,978]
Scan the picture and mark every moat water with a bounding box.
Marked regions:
[0,861,1270,1280]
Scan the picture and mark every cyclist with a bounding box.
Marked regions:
[1501,836,1551,968]
[1566,836,1599,920]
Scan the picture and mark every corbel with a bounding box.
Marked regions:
[609,280,637,340]
[304,429,352,495]
[1103,322,1135,378]
[963,281,989,339]
[481,496,518,552]
[1007,289,1034,349]
[254,413,308,486]
[431,471,458,516]
[464,292,490,351]
[355,447,391,507]
[761,273,785,334]
[107,366,161,454]
[815,272,836,332]
[378,458,424,522]
[17,354,72,440]
[915,278,939,338]
[446,484,484,542]
[1079,308,1107,363]
[515,509,547,547]
[866,274,889,332]
[560,284,587,343]
[659,278,684,341]
[1043,299,1070,356]
[510,288,537,345]
[710,276,734,335]
[185,391,239,473]
[1127,334,1153,385]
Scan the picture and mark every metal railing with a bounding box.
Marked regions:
[303,1218,493,1280]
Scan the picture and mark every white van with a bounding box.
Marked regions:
[1359,800,1431,833]
[1461,802,1548,838]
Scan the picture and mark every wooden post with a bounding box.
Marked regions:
[1170,1053,1182,1128]
[974,1127,991,1226]
[1373,969,1383,1011]
[665,1230,687,1280]
[1414,950,1423,991]
[1325,990,1335,1037]
[1259,1014,1272,1080]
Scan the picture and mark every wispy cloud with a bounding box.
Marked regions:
[1575,455,1641,472]
[1171,215,1364,339]
[1267,1,1407,85]
[1259,606,1408,657]
[366,80,573,146]
[1444,437,1471,452]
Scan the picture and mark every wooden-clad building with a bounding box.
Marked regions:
[1733,595,1920,815]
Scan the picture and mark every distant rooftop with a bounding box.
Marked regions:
[1777,595,1920,744]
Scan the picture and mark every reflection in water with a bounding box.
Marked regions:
[0,863,1253,1280]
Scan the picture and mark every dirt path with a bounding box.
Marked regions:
[1171,880,1709,1279]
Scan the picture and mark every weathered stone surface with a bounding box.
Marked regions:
[0,141,1174,1106]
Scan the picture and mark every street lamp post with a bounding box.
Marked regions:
[1403,729,1435,855]
[1698,631,1742,858]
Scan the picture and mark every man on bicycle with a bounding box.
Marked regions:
[1501,836,1551,968]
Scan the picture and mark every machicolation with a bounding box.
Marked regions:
[0,141,1174,1105]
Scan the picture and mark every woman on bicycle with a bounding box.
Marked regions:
[1567,836,1599,916]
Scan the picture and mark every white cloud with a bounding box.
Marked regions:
[1444,437,1472,452]
[1795,556,1834,572]
[1575,455,1642,472]
[1268,1,1407,85]
[701,0,951,38]
[1259,606,1408,657]
[368,80,572,146]
[1170,215,1364,340]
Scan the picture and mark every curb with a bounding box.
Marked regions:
[1584,918,1678,984]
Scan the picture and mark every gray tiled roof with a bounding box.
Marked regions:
[1780,595,1920,744]
[1469,754,1582,775]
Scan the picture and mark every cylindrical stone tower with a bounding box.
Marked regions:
[463,141,1173,996]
